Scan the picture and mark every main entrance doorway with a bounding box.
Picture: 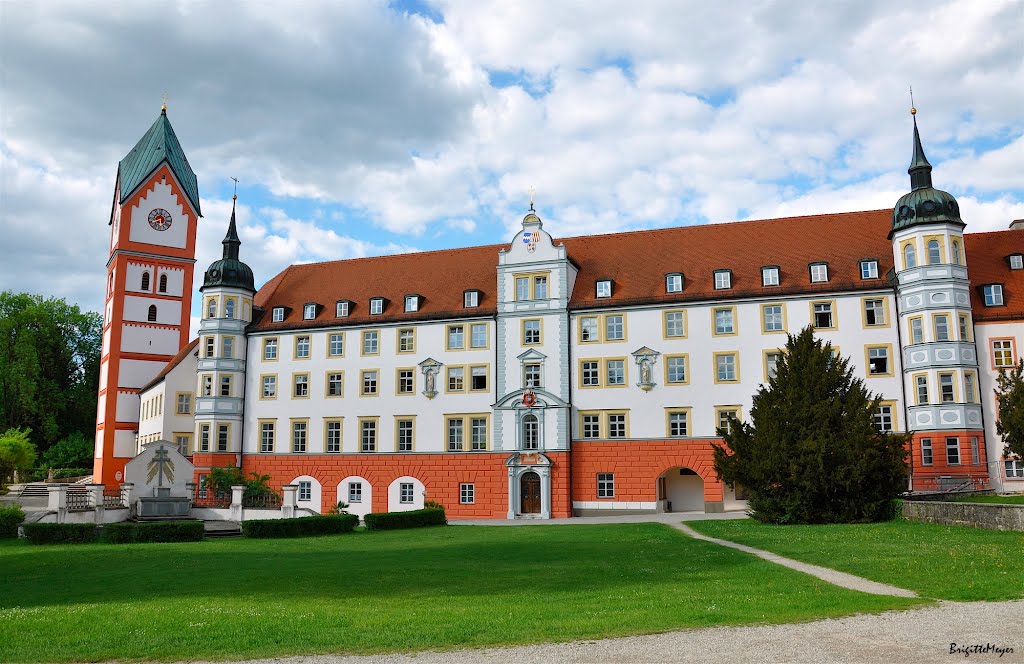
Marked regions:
[658,467,705,512]
[520,471,541,514]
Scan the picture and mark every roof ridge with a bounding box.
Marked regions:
[284,242,508,270]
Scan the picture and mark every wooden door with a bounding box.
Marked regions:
[520,472,541,514]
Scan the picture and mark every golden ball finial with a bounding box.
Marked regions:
[232,193,237,201]
[161,104,167,111]
[910,106,916,116]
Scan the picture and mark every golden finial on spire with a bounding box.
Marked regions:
[231,176,239,201]
[909,86,916,116]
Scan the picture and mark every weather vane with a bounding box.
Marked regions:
[161,91,169,111]
[909,86,916,116]
[529,185,535,211]
[230,176,239,200]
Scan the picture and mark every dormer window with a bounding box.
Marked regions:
[713,270,732,290]
[464,290,480,308]
[983,284,1004,307]
[860,260,879,279]
[404,295,420,313]
[1011,254,1023,270]
[809,262,829,283]
[596,280,612,298]
[272,307,285,323]
[336,300,350,317]
[303,303,317,320]
[761,266,779,287]
[666,273,683,293]
[370,297,384,315]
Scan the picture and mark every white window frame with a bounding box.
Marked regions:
[860,260,879,279]
[464,290,480,308]
[714,270,731,290]
[983,285,1004,306]
[369,298,384,315]
[761,266,779,287]
[597,473,615,498]
[303,303,316,320]
[272,307,285,323]
[810,263,829,283]
[666,273,683,293]
[1010,254,1024,270]
[400,482,415,504]
[404,295,418,312]
[298,481,312,501]
[596,280,612,298]
[336,301,350,317]
[460,483,475,504]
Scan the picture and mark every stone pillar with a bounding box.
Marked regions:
[539,467,551,520]
[281,484,298,518]
[121,483,135,518]
[185,482,196,503]
[506,468,516,519]
[47,485,67,523]
[230,485,245,522]
[88,484,105,524]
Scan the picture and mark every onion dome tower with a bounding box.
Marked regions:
[890,108,987,491]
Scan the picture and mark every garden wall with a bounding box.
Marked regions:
[903,500,1024,531]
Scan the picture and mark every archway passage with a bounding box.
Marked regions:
[520,471,541,514]
[659,467,704,512]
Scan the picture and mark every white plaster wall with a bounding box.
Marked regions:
[123,296,182,326]
[128,181,189,249]
[137,382,166,438]
[975,321,1024,493]
[94,430,104,459]
[118,359,170,389]
[99,359,109,391]
[121,324,181,356]
[338,476,373,518]
[114,429,137,459]
[126,262,155,294]
[156,266,185,296]
[115,391,140,423]
[291,475,322,513]
[102,327,111,356]
[387,476,425,512]
[96,393,106,427]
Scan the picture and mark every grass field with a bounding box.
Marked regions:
[0,523,920,662]
[950,494,1024,505]
[690,519,1024,602]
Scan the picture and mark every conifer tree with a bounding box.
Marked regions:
[712,327,908,524]
[995,359,1024,460]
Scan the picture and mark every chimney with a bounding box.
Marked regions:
[1011,219,1024,230]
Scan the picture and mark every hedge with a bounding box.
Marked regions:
[364,507,446,531]
[0,505,25,538]
[241,514,358,538]
[104,521,205,543]
[23,522,97,545]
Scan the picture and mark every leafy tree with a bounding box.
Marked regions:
[0,292,102,452]
[40,432,94,470]
[712,327,909,524]
[996,359,1024,460]
[205,466,276,500]
[0,428,37,486]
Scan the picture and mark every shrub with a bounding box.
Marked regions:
[0,505,25,538]
[241,514,358,538]
[23,522,97,545]
[40,432,94,470]
[104,521,205,543]
[364,507,447,531]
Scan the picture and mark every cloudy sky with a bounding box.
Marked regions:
[2,0,1022,335]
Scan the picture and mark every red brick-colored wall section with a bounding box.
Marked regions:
[571,440,724,503]
[243,452,572,519]
[908,431,989,491]
[191,453,240,483]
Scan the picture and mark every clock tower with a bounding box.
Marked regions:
[94,105,201,486]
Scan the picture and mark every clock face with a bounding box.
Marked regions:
[148,208,172,231]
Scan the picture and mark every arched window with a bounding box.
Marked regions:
[158,274,168,293]
[141,271,150,291]
[523,414,539,451]
[928,239,941,265]
[147,305,157,322]
[207,298,217,318]
[225,300,235,319]
[951,240,961,265]
[904,243,916,269]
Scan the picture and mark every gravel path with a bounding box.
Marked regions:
[178,600,1023,664]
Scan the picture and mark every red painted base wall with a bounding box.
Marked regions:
[908,431,988,491]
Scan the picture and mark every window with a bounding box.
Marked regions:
[867,346,890,375]
[326,421,342,453]
[606,359,625,386]
[448,324,465,350]
[397,369,414,394]
[596,280,612,298]
[1011,254,1024,270]
[336,301,350,317]
[921,438,933,465]
[362,330,379,355]
[404,295,419,312]
[534,275,548,300]
[158,273,168,293]
[762,266,779,286]
[952,241,962,265]
[141,271,150,291]
[219,375,231,397]
[904,243,916,269]
[581,316,599,342]
[391,328,413,353]
[716,353,737,382]
[295,336,310,359]
[470,323,487,348]
[993,340,1015,368]
[216,425,229,452]
[293,374,309,398]
[202,375,212,397]
[460,483,475,504]
[147,305,157,322]
[934,314,950,342]
[369,298,384,315]
[666,356,687,384]
[522,414,539,450]
[260,422,274,453]
[176,393,192,414]
[666,273,683,293]
[717,408,738,435]
[714,307,735,335]
[263,338,278,360]
[946,437,960,465]
[349,482,363,503]
[298,481,311,502]
[713,270,731,290]
[361,370,378,396]
[607,413,626,438]
[927,239,942,265]
[447,366,465,392]
[597,473,615,498]
[464,290,479,307]
[668,411,688,437]
[864,299,886,326]
[471,366,488,391]
[524,363,541,389]
[327,372,343,397]
[397,419,414,452]
[222,337,234,359]
[516,277,530,301]
[910,317,924,345]
[959,315,970,341]
[360,419,377,452]
[605,315,624,341]
[971,437,980,465]
[261,375,276,399]
[292,421,307,453]
[198,424,210,452]
[1005,460,1024,478]
[765,352,782,381]
[873,405,893,433]
[664,311,685,338]
[939,373,955,402]
[860,260,879,279]
[810,263,828,283]
[581,360,600,387]
[964,372,976,403]
[812,302,834,328]
[204,337,215,358]
[400,483,414,504]
[272,307,284,322]
[208,298,218,318]
[523,320,541,345]
[471,417,487,450]
[303,303,316,320]
[762,305,784,332]
[581,413,601,439]
[916,375,929,405]
[983,285,1004,306]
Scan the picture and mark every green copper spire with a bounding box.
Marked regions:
[908,114,933,191]
[202,193,255,293]
[222,195,241,260]
[891,108,963,236]
[117,107,202,215]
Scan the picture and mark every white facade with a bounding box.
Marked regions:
[975,321,1024,492]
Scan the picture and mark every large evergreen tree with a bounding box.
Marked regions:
[712,326,909,524]
[995,359,1024,460]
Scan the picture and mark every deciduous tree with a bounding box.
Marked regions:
[996,359,1024,460]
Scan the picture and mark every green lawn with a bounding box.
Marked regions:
[690,519,1024,602]
[0,523,920,662]
[950,494,1024,505]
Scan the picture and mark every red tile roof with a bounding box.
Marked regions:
[140,338,199,393]
[965,229,1024,322]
